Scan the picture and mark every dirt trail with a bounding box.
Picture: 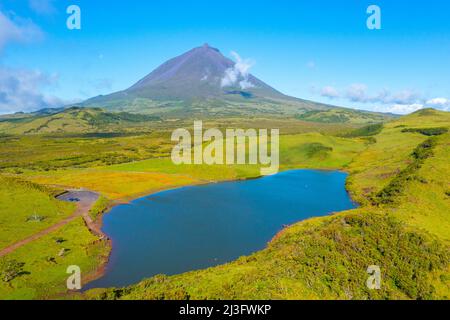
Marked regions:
[0,190,105,258]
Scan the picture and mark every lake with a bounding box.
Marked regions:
[84,169,357,289]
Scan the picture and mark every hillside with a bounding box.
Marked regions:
[0,107,160,135]
[1,108,447,300]
[297,108,395,125]
[87,109,450,300]
[0,107,390,136]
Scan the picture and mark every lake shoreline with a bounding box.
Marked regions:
[81,167,356,292]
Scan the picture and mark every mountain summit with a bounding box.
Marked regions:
[82,44,332,116]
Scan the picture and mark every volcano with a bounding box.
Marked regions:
[82,44,332,116]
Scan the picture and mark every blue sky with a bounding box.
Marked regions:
[0,0,449,114]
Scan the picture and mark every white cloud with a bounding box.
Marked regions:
[29,0,56,15]
[374,98,450,115]
[346,83,369,102]
[320,86,339,99]
[389,90,420,105]
[426,98,450,111]
[342,84,422,106]
[376,103,425,115]
[0,67,64,114]
[0,10,42,52]
[239,79,254,90]
[221,51,255,90]
[313,81,450,114]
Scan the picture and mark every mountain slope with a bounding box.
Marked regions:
[81,44,341,116]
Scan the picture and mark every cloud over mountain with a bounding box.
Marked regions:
[221,51,255,89]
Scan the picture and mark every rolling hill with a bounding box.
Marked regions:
[0,107,160,135]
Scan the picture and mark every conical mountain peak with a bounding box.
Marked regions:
[82,44,313,113]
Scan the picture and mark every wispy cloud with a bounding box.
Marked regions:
[375,103,425,114]
[28,0,56,15]
[0,10,42,52]
[317,83,449,114]
[221,51,255,90]
[426,98,450,111]
[320,86,339,99]
[346,83,369,102]
[0,67,65,114]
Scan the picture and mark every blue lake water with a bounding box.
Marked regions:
[84,169,357,289]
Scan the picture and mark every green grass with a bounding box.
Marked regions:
[89,211,449,300]
[0,176,75,249]
[88,196,111,221]
[0,107,161,135]
[279,133,367,170]
[371,137,438,205]
[20,132,366,200]
[296,108,392,124]
[341,123,384,138]
[0,109,448,300]
[0,218,109,300]
[0,133,173,172]
[401,127,448,136]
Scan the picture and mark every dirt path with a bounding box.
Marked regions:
[0,190,104,258]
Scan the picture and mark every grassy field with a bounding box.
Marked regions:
[23,133,367,200]
[86,109,450,300]
[0,218,109,300]
[0,177,75,249]
[0,110,448,300]
[296,108,394,124]
[88,210,448,300]
[0,133,174,172]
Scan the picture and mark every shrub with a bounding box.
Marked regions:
[372,138,437,205]
[402,127,448,136]
[0,260,26,282]
[343,123,384,138]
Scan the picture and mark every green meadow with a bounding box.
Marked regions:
[0,218,109,300]
[87,109,450,300]
[0,109,449,300]
[0,177,74,249]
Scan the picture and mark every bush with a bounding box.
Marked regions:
[372,138,437,205]
[0,260,26,282]
[89,196,110,221]
[343,123,384,138]
[304,143,333,158]
[402,127,448,136]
